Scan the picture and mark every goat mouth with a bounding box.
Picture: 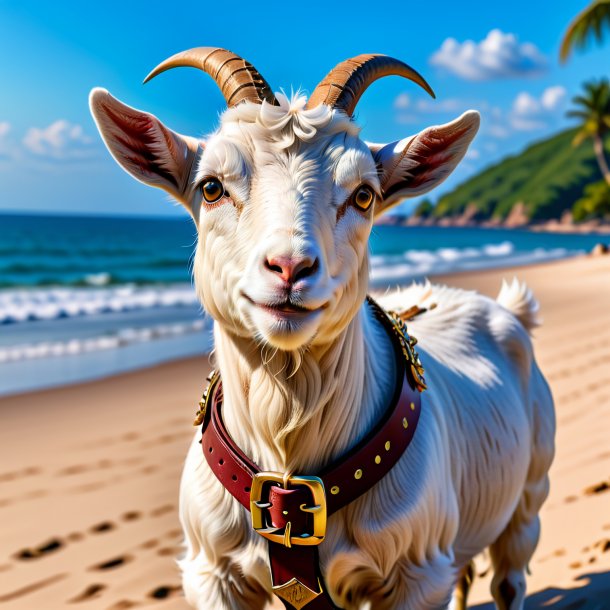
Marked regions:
[242,294,324,316]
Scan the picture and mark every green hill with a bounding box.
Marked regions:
[430,128,608,222]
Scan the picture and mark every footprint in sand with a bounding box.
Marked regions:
[107,601,138,609]
[149,585,182,599]
[68,583,107,602]
[67,532,85,542]
[139,539,159,550]
[14,537,63,560]
[90,555,133,571]
[0,466,42,482]
[122,510,142,522]
[593,538,610,553]
[90,521,115,534]
[10,513,146,565]
[584,480,610,496]
[157,546,182,557]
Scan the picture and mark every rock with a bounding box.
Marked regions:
[504,202,529,228]
[453,203,480,226]
[591,243,609,256]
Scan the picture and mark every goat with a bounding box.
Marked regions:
[90,48,555,610]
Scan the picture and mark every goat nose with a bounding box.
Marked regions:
[264,255,319,284]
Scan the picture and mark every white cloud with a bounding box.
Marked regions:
[23,120,95,160]
[415,98,463,113]
[394,93,410,109]
[393,95,473,125]
[509,86,567,131]
[430,29,547,81]
[0,121,14,162]
[541,85,567,111]
[466,148,480,160]
[513,92,539,116]
[487,124,510,139]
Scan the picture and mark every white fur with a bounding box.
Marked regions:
[89,89,555,610]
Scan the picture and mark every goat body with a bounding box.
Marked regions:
[179,281,554,610]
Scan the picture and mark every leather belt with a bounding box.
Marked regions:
[197,296,425,609]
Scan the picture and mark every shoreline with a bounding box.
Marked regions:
[1,254,610,609]
[378,214,610,236]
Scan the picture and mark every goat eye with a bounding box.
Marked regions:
[352,185,375,211]
[202,178,224,203]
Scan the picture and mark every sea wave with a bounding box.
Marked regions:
[0,318,210,364]
[0,284,199,324]
[369,242,574,284]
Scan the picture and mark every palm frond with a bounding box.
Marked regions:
[573,129,590,147]
[560,0,610,62]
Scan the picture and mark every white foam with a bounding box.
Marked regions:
[0,284,199,324]
[369,242,573,285]
[0,318,208,364]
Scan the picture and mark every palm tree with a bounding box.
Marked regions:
[567,79,610,186]
[560,0,610,63]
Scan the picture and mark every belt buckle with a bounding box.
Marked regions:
[250,472,326,547]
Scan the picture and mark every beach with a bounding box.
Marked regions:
[1,254,609,609]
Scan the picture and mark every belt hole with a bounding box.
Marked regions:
[208,446,213,453]
[244,486,251,493]
[330,486,340,495]
[231,475,237,482]
[219,459,224,465]
[354,469,363,480]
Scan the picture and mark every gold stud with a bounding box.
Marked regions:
[282,510,289,516]
[375,455,381,464]
[410,402,415,411]
[354,469,363,480]
[403,417,408,429]
[330,486,340,495]
[385,441,391,451]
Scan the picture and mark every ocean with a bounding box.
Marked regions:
[0,212,604,396]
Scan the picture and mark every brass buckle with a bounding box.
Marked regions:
[250,472,327,547]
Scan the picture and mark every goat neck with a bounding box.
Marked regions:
[212,300,397,474]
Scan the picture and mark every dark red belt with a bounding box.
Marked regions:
[196,297,425,609]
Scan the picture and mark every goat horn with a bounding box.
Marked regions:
[143,47,278,107]
[305,54,435,115]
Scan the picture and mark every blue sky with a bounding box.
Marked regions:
[0,0,607,217]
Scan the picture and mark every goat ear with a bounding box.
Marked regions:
[89,88,201,211]
[370,111,480,217]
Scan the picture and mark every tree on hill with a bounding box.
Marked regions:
[413,199,434,218]
[572,179,610,220]
[567,79,610,187]
[560,0,610,63]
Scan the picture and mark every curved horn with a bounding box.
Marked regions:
[143,47,278,107]
[305,54,435,115]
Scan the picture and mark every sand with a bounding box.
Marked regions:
[1,255,609,609]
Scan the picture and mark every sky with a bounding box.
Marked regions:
[0,0,608,217]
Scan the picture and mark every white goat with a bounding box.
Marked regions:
[90,49,555,610]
